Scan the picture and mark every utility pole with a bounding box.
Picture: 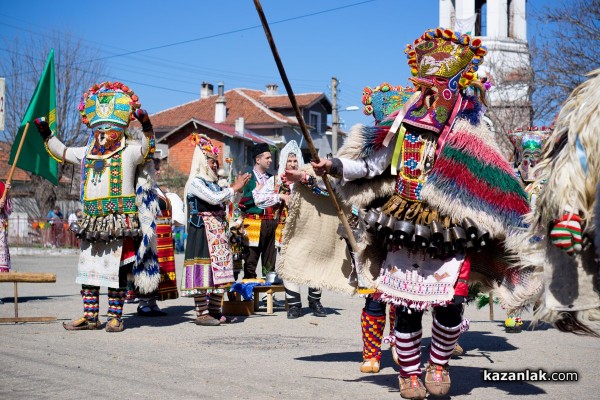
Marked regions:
[331,76,339,155]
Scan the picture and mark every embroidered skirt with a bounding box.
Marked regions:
[181,214,234,297]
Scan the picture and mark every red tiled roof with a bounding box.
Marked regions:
[150,88,331,131]
[260,92,330,110]
[157,118,276,146]
[0,141,31,181]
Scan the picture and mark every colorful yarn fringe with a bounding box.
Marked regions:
[427,128,530,229]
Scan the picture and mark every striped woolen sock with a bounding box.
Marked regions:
[550,214,582,255]
[208,293,223,317]
[307,287,322,305]
[107,288,126,321]
[394,329,423,377]
[361,310,386,360]
[388,304,397,336]
[429,318,462,366]
[81,285,100,322]
[194,294,208,317]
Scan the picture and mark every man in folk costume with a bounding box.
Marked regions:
[35,81,161,332]
[181,133,249,326]
[254,140,328,318]
[239,143,280,280]
[310,28,530,398]
[517,70,600,337]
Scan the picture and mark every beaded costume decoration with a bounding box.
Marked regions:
[79,82,141,128]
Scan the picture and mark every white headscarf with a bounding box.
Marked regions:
[278,140,304,176]
[183,144,219,208]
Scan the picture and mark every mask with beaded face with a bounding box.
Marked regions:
[403,28,487,134]
[508,127,552,182]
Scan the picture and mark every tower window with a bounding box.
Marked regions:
[475,0,487,36]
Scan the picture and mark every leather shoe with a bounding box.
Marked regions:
[137,304,168,317]
[287,305,301,319]
[309,301,327,317]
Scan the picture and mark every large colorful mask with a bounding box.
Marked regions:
[403,28,487,133]
[361,83,415,125]
[80,82,141,156]
[508,127,552,182]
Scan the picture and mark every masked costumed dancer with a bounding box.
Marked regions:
[519,69,600,337]
[35,81,160,332]
[253,140,328,318]
[310,28,530,398]
[503,126,551,332]
[0,181,12,274]
[181,133,249,326]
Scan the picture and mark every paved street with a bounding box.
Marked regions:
[1,253,599,399]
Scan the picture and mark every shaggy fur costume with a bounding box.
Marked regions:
[278,102,533,296]
[131,127,161,294]
[519,69,600,337]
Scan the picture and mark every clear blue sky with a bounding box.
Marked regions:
[0,0,554,130]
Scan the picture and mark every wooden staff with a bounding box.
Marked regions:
[1,122,30,204]
[253,0,358,253]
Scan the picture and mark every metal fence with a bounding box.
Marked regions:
[7,214,80,248]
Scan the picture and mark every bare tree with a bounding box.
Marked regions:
[477,44,534,160]
[532,0,600,122]
[0,32,106,217]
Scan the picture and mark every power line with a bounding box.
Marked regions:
[72,1,377,64]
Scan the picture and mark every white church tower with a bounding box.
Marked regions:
[439,0,532,133]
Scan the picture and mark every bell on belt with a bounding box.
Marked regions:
[394,220,414,246]
[451,226,467,252]
[413,224,431,249]
[364,208,380,233]
[426,241,440,257]
[462,217,478,240]
[476,229,490,247]
[375,211,389,231]
[383,216,397,242]
[99,231,110,242]
[442,228,454,255]
[429,220,444,244]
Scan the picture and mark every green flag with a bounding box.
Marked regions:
[8,49,59,185]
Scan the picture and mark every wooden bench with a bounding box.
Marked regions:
[253,284,286,314]
[0,272,57,323]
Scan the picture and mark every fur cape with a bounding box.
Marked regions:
[518,69,600,337]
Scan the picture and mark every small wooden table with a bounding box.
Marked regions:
[253,284,286,314]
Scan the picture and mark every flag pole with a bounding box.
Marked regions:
[1,122,30,203]
[252,0,358,253]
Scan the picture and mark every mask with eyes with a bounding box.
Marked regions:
[403,28,487,134]
[90,123,125,156]
[508,127,552,182]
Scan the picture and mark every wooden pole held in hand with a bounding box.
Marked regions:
[253,0,358,253]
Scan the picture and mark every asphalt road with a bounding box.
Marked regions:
[1,253,599,399]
